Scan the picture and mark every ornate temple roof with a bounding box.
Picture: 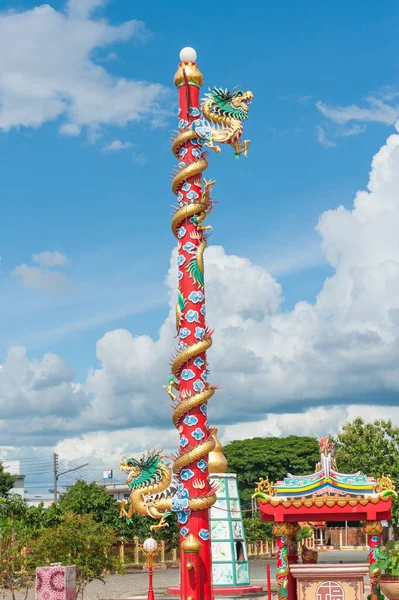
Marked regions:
[254,436,395,521]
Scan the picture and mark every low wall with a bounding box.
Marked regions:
[324,527,367,549]
[112,538,178,567]
[115,534,317,566]
[247,535,316,559]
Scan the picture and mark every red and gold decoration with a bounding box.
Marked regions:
[272,523,299,600]
[363,521,383,600]
[301,545,318,564]
[119,47,253,599]
[254,435,396,600]
[168,46,253,599]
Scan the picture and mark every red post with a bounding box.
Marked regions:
[181,534,202,600]
[266,562,272,600]
[171,49,215,600]
[364,521,383,600]
[287,525,299,600]
[273,525,289,600]
[147,565,154,600]
[273,523,299,600]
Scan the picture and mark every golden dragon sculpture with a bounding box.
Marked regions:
[201,87,253,157]
[119,79,253,532]
[118,449,216,531]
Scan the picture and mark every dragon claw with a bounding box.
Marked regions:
[163,383,176,401]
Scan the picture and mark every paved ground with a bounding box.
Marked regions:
[94,549,368,599]
[16,550,369,600]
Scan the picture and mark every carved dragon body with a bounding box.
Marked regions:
[119,449,216,531]
[201,87,253,157]
[120,75,253,537]
[119,450,176,530]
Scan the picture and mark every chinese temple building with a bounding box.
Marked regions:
[254,436,396,600]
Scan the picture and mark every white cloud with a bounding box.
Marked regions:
[316,125,336,148]
[102,140,133,152]
[132,152,147,166]
[0,3,169,134]
[340,124,367,137]
[12,264,68,292]
[102,52,118,63]
[54,402,399,473]
[4,124,399,456]
[59,123,81,136]
[77,125,399,433]
[0,346,87,420]
[55,427,180,466]
[316,97,399,126]
[13,251,69,292]
[33,251,68,267]
[67,0,109,19]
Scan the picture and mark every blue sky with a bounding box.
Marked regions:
[2,0,399,486]
[2,0,398,374]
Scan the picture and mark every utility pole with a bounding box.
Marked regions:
[53,453,58,504]
[52,454,89,504]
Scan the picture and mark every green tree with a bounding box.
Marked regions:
[0,495,28,524]
[24,502,64,531]
[336,418,399,527]
[0,465,17,498]
[33,512,121,599]
[0,495,66,537]
[59,480,148,540]
[59,480,114,515]
[296,526,313,542]
[224,436,320,507]
[242,514,272,544]
[0,528,37,600]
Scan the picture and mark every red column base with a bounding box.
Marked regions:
[167,585,264,595]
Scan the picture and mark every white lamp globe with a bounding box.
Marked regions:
[143,537,158,553]
[180,47,197,63]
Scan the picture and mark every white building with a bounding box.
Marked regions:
[24,493,54,509]
[3,461,25,497]
[100,482,130,502]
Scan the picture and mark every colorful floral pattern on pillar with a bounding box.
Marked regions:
[364,521,383,600]
[276,536,289,600]
[273,524,290,600]
[171,57,216,600]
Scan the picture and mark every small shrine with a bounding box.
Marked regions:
[254,436,396,600]
[208,430,262,593]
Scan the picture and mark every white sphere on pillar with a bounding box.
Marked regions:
[143,538,158,553]
[179,47,197,62]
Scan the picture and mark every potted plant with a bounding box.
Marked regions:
[376,541,399,600]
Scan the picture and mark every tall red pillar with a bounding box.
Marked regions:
[170,48,216,600]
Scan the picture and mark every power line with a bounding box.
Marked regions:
[2,457,52,462]
[4,453,125,494]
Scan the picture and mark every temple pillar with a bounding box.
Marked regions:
[287,524,300,600]
[364,521,383,600]
[273,523,299,600]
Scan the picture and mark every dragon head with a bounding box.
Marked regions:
[204,87,253,120]
[120,449,166,489]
